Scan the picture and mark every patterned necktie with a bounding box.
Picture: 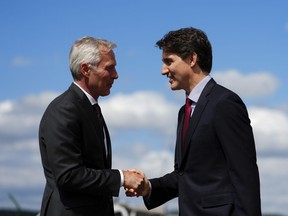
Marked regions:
[182,98,192,144]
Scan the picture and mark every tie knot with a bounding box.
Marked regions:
[93,103,102,117]
[185,98,192,106]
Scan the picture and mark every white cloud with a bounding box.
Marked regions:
[258,156,288,214]
[249,106,288,153]
[20,91,59,109]
[0,92,58,136]
[213,70,279,98]
[113,147,174,178]
[0,138,44,187]
[0,100,13,113]
[101,91,179,136]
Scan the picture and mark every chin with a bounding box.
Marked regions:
[103,90,111,96]
[170,85,179,91]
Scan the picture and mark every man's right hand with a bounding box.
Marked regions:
[123,169,150,197]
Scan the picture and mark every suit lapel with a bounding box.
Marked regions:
[70,84,103,137]
[180,79,216,165]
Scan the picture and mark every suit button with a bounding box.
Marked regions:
[178,171,184,176]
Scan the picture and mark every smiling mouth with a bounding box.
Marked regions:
[108,82,114,88]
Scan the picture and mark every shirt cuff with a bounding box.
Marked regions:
[118,169,124,187]
[145,180,152,198]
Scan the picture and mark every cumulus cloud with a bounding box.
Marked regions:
[0,92,59,138]
[258,157,288,214]
[101,91,179,136]
[213,70,279,98]
[249,106,288,154]
[113,147,174,178]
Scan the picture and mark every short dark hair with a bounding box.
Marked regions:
[156,27,213,73]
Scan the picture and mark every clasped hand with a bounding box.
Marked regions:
[123,169,150,197]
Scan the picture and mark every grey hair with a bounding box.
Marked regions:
[69,36,117,80]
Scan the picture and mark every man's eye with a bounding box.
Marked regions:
[163,58,173,65]
[106,66,115,72]
[165,60,172,66]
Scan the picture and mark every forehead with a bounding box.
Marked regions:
[99,50,116,65]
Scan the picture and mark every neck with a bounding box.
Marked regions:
[186,71,208,95]
[74,80,99,101]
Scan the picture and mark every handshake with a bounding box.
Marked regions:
[123,169,150,197]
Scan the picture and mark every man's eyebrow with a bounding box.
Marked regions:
[162,57,171,62]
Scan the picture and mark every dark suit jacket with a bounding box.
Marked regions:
[145,79,261,216]
[39,83,120,216]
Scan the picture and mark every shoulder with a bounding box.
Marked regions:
[47,89,75,111]
[212,84,250,122]
[41,85,85,122]
[203,81,248,116]
[209,82,243,104]
[47,83,88,110]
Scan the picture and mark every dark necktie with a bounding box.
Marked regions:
[182,98,192,144]
[93,103,110,160]
[93,103,104,138]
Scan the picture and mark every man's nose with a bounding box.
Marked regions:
[161,64,169,75]
[111,69,118,79]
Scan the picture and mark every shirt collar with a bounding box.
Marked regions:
[73,82,97,105]
[188,75,211,103]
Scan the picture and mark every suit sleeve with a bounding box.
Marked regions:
[144,171,178,210]
[214,92,261,215]
[40,100,121,197]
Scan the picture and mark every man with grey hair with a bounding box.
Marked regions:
[39,36,145,216]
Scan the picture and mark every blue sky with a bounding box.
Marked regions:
[0,0,288,215]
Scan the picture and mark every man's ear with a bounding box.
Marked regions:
[80,63,90,77]
[190,52,197,67]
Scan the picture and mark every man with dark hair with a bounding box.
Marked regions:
[128,27,262,216]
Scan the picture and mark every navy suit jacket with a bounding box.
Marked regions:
[39,83,120,216]
[145,79,261,216]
